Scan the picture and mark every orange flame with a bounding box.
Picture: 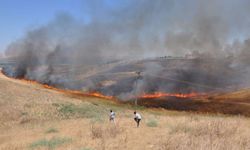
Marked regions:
[1,70,114,100]
[42,84,114,100]
[81,91,114,99]
[139,92,205,99]
[1,70,206,100]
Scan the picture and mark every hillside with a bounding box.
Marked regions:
[3,57,242,100]
[1,71,250,150]
[213,88,250,102]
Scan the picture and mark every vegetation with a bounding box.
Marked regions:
[45,127,59,134]
[29,137,72,149]
[57,103,106,119]
[146,119,158,127]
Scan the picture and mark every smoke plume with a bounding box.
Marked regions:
[3,0,250,100]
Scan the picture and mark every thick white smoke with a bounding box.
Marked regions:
[3,0,250,99]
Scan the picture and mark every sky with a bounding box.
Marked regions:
[1,0,250,57]
[0,0,137,54]
[0,0,89,52]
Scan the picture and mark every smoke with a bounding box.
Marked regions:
[3,0,250,99]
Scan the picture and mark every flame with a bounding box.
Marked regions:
[81,91,114,99]
[1,70,205,100]
[41,83,114,100]
[0,70,114,100]
[42,85,114,100]
[138,92,205,99]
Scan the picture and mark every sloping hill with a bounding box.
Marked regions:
[213,88,250,103]
[1,70,250,150]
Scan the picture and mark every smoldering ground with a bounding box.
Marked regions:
[2,0,250,100]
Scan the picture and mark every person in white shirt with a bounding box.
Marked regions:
[109,110,115,123]
[134,111,142,127]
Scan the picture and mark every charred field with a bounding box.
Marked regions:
[137,96,250,116]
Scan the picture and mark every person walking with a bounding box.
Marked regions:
[134,111,142,127]
[109,110,115,123]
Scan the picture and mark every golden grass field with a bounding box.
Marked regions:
[1,71,250,150]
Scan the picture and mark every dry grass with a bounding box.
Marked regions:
[1,71,250,150]
[160,116,250,150]
[215,88,250,100]
[90,124,104,139]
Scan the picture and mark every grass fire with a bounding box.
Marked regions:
[138,92,205,99]
[1,0,250,150]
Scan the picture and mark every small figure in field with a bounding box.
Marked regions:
[134,111,142,127]
[109,110,115,123]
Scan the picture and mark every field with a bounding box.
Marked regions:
[1,70,250,150]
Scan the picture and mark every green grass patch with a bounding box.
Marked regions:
[146,119,158,127]
[29,137,72,149]
[129,104,146,110]
[45,128,59,134]
[56,103,106,119]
